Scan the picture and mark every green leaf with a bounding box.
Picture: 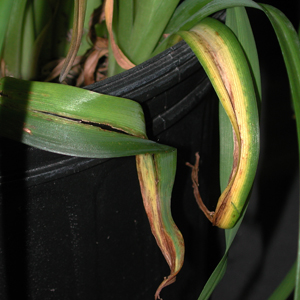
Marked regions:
[256,5,300,299]
[209,6,260,299]
[268,261,296,300]
[1,0,27,78]
[165,1,300,298]
[153,0,261,56]
[225,6,261,100]
[189,2,300,299]
[117,0,134,52]
[21,1,35,79]
[172,6,258,297]
[0,0,14,57]
[176,16,259,228]
[0,77,160,156]
[0,76,184,299]
[59,0,87,82]
[136,151,184,300]
[198,213,245,300]
[78,0,103,56]
[168,5,260,298]
[125,0,180,64]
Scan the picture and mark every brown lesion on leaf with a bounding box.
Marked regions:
[226,127,240,185]
[23,127,32,135]
[186,125,241,226]
[0,59,7,78]
[104,0,135,70]
[212,193,230,226]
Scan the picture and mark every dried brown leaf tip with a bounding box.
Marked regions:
[186,152,214,221]
[104,0,135,70]
[136,153,184,300]
[81,37,108,86]
[43,4,108,86]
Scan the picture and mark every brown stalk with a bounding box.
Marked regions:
[81,37,108,86]
[186,152,214,222]
[104,0,135,70]
[136,154,184,300]
[59,0,87,82]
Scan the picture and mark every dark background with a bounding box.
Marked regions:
[0,1,299,300]
[212,1,300,299]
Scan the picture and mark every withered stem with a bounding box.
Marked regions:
[186,152,214,222]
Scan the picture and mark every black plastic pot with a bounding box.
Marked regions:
[0,40,220,300]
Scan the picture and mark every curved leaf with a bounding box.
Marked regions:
[59,0,87,82]
[152,0,261,56]
[178,17,259,229]
[136,151,184,300]
[0,76,183,298]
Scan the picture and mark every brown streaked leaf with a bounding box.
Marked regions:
[104,0,135,70]
[44,56,83,83]
[1,59,6,78]
[178,18,259,229]
[82,37,108,85]
[136,152,184,300]
[59,0,87,83]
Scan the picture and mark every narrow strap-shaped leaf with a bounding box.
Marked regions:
[126,0,179,65]
[59,0,87,82]
[225,6,261,100]
[256,5,300,300]
[0,0,14,60]
[105,0,135,70]
[1,0,27,78]
[181,8,259,299]
[152,0,261,56]
[196,9,254,287]
[0,77,146,138]
[136,151,184,300]
[0,77,164,157]
[268,261,296,300]
[0,76,184,298]
[176,17,259,229]
[173,2,299,299]
[197,213,245,300]
[165,0,260,34]
[257,4,300,149]
[117,0,134,51]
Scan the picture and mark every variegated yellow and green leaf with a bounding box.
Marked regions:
[173,17,259,229]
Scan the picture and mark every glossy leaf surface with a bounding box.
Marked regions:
[0,76,183,298]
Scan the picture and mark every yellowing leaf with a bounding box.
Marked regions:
[177,17,259,229]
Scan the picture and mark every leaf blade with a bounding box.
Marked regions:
[136,151,184,300]
[177,17,259,228]
[153,0,262,56]
[59,0,87,82]
[0,76,183,300]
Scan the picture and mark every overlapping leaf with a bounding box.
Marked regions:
[0,76,184,299]
[176,17,259,229]
[1,1,300,300]
[59,0,87,82]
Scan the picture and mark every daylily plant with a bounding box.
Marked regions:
[0,0,299,299]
